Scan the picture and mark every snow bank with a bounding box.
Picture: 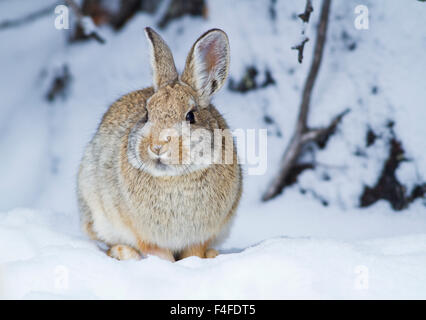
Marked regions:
[1,208,426,299]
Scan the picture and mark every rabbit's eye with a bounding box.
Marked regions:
[186,111,195,124]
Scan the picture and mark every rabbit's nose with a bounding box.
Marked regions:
[148,143,167,157]
[151,144,162,154]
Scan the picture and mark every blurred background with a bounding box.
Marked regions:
[1,0,426,300]
[0,0,425,243]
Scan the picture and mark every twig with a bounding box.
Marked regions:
[301,108,350,144]
[298,0,314,23]
[262,0,348,202]
[65,0,106,44]
[292,37,309,64]
[292,0,314,64]
[0,3,58,31]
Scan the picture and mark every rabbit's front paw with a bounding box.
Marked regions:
[205,248,219,259]
[107,245,141,260]
[179,243,219,260]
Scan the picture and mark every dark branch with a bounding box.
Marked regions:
[292,37,309,64]
[297,0,331,133]
[292,0,314,64]
[301,108,350,144]
[298,0,314,23]
[65,0,106,44]
[262,0,337,202]
[0,3,58,31]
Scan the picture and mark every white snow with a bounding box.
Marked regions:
[0,0,425,299]
[1,207,426,299]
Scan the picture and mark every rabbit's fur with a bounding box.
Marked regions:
[77,28,242,261]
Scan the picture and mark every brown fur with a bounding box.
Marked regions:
[77,28,241,262]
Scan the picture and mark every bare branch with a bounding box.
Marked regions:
[292,37,309,64]
[301,108,350,144]
[0,3,58,31]
[298,0,314,23]
[291,0,314,64]
[262,0,336,202]
[65,0,106,44]
[297,0,331,134]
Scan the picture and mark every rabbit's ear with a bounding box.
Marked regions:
[144,27,178,91]
[181,29,230,107]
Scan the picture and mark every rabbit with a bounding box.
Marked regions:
[77,27,242,262]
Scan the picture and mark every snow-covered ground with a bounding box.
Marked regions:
[0,0,425,299]
[2,202,426,299]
